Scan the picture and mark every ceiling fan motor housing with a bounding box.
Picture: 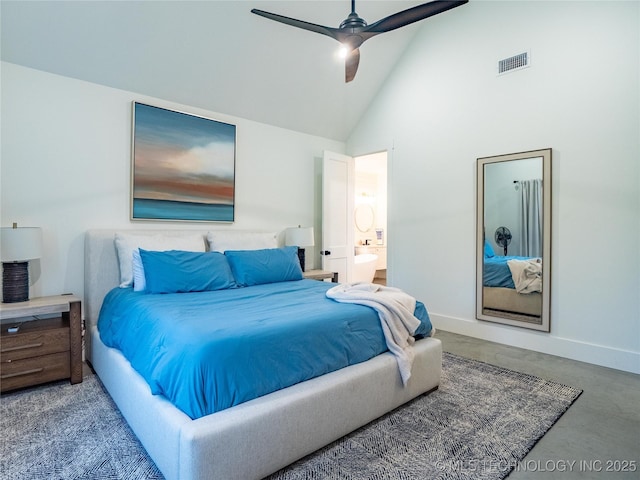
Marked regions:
[340,12,367,30]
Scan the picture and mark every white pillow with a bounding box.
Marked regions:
[132,249,146,292]
[207,231,277,253]
[114,233,206,288]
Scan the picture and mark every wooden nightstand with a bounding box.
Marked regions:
[303,269,339,283]
[0,295,83,392]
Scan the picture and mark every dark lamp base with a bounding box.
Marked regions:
[297,248,306,272]
[2,261,30,303]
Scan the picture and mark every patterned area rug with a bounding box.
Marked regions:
[0,353,581,480]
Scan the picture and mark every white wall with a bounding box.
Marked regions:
[1,62,345,304]
[348,1,640,373]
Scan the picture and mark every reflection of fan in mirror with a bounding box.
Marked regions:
[495,226,512,255]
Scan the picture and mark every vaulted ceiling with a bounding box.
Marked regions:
[1,1,466,141]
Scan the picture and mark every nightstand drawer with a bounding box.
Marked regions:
[0,352,71,391]
[1,326,70,362]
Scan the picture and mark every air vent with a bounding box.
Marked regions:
[498,51,530,75]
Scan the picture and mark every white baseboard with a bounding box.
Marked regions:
[432,313,640,375]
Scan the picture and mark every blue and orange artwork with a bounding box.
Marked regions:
[132,102,235,222]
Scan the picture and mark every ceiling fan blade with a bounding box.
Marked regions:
[364,0,468,34]
[251,9,339,41]
[253,1,467,83]
[345,48,360,83]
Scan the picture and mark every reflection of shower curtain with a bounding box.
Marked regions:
[519,179,543,257]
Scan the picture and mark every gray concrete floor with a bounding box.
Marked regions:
[436,330,640,479]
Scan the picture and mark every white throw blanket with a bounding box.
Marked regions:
[326,282,421,385]
[507,258,542,293]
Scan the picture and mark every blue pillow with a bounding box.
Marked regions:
[484,240,495,258]
[225,247,303,286]
[139,249,236,294]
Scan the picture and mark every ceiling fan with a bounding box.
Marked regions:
[251,0,468,83]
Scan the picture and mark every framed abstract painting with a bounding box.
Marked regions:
[131,102,236,222]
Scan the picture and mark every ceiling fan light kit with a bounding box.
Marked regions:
[252,0,468,83]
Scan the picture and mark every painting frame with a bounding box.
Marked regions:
[131,102,236,223]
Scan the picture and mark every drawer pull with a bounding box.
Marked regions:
[1,368,45,379]
[1,342,44,353]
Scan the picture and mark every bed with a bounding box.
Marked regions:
[481,240,542,318]
[84,229,442,480]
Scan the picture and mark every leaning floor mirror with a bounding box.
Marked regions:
[476,148,552,332]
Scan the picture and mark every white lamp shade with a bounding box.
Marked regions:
[285,226,314,247]
[1,227,43,262]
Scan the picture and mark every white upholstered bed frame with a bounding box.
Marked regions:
[84,229,442,480]
[482,286,542,318]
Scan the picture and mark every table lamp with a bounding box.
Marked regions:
[1,224,43,303]
[285,226,314,272]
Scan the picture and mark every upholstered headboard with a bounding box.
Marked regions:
[83,229,278,360]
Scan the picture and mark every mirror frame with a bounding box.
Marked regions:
[355,204,375,233]
[476,148,552,332]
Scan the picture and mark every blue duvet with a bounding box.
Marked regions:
[98,279,432,419]
[483,255,535,289]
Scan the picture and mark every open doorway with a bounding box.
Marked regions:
[354,152,387,285]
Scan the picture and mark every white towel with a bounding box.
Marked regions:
[326,282,421,385]
[507,259,542,293]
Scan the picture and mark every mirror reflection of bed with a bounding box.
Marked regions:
[482,244,543,323]
[476,149,552,332]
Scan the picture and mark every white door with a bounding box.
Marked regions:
[322,151,354,283]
